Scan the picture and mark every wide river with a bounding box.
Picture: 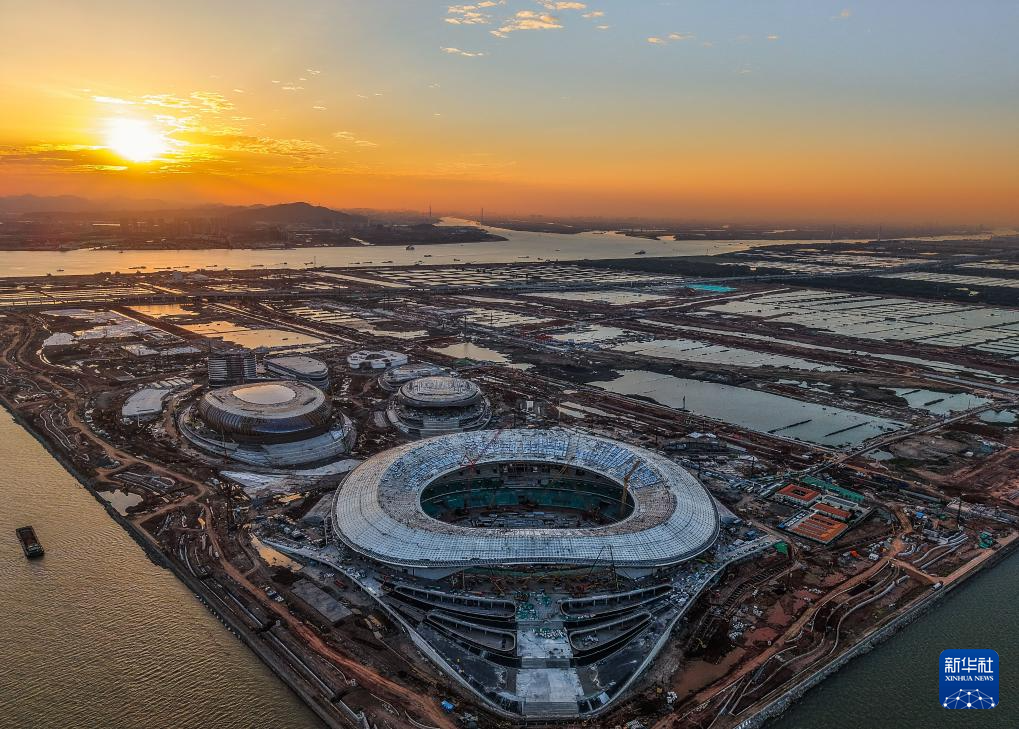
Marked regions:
[4,219,1004,280]
[0,409,321,729]
[0,219,873,279]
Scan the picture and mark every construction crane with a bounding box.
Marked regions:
[554,431,580,478]
[464,427,505,511]
[581,543,620,592]
[622,459,640,491]
[601,459,641,522]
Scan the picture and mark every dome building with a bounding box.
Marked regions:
[264,354,330,390]
[179,381,354,468]
[386,375,490,438]
[378,362,449,392]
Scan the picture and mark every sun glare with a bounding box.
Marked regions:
[105,118,169,162]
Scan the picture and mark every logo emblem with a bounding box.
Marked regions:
[940,649,998,709]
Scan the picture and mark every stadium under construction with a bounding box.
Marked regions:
[178,380,355,468]
[8,256,1009,729]
[328,429,772,720]
[385,375,491,438]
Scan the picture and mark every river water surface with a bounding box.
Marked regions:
[0,219,874,279]
[4,220,1004,280]
[1,222,755,278]
[0,410,321,729]
[772,547,1019,729]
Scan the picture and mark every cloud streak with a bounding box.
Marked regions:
[648,32,694,45]
[445,3,497,25]
[333,131,378,148]
[446,1,593,39]
[540,1,585,9]
[186,132,327,160]
[441,46,487,57]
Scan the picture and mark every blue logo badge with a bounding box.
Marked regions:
[940,649,999,709]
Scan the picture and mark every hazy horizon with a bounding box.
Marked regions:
[2,1,1017,224]
[1,194,1008,230]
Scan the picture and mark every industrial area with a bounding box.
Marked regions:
[2,234,1019,729]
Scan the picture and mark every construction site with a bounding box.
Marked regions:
[2,238,1019,729]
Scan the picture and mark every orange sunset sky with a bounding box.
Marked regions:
[1,1,1017,223]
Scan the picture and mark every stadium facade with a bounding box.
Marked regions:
[386,375,491,438]
[333,429,718,579]
[179,381,354,468]
[378,362,449,392]
[326,429,729,720]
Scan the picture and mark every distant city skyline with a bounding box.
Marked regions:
[1,1,1017,223]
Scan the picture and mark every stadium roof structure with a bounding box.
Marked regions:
[265,354,329,377]
[198,381,332,441]
[333,429,719,571]
[397,376,482,408]
[347,349,407,370]
[379,362,449,391]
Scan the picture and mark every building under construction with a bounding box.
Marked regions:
[330,428,736,720]
[385,375,491,438]
[207,348,257,386]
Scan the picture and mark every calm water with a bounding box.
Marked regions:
[0,410,321,729]
[0,220,780,279]
[591,369,903,448]
[180,321,324,348]
[429,340,513,363]
[611,338,843,372]
[5,220,1005,280]
[891,388,991,415]
[772,547,1019,728]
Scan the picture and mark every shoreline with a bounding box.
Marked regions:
[744,536,1019,729]
[0,233,507,254]
[0,400,349,729]
[3,391,1017,728]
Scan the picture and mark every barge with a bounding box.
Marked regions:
[16,526,44,558]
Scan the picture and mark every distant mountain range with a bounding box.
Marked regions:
[225,202,363,226]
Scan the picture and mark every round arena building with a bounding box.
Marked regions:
[379,362,449,392]
[179,380,355,468]
[324,430,748,721]
[199,381,332,442]
[386,376,491,438]
[333,428,719,578]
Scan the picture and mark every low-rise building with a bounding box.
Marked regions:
[347,349,408,370]
[265,354,330,389]
[774,483,821,507]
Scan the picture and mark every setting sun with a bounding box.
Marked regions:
[105,118,168,162]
